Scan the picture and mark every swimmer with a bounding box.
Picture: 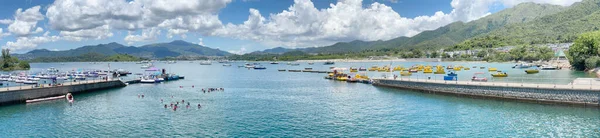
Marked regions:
[160,99,163,103]
[170,103,173,107]
[197,104,201,108]
[137,94,140,98]
[141,94,144,98]
[164,104,167,108]
[176,102,179,105]
[182,100,185,103]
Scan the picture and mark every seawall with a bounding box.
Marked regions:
[373,79,600,107]
[0,80,127,105]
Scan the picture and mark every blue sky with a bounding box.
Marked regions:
[0,0,580,54]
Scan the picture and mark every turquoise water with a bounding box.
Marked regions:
[1,62,599,137]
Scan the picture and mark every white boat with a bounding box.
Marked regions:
[200,61,212,65]
[223,64,232,66]
[141,77,156,83]
[540,65,558,70]
[27,77,40,81]
[512,63,531,69]
[24,80,37,84]
[66,93,74,103]
[75,74,86,80]
[141,63,154,69]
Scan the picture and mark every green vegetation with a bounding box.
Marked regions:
[1,49,30,70]
[30,53,144,62]
[567,31,600,70]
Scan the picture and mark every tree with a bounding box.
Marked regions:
[568,31,600,70]
[430,51,439,58]
[476,50,487,58]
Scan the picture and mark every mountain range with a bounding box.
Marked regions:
[15,40,231,60]
[250,0,599,54]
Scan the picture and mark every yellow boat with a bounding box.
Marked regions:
[423,67,433,73]
[434,66,446,74]
[378,66,391,72]
[400,71,412,76]
[350,67,358,72]
[491,72,508,77]
[464,67,470,70]
[368,66,378,71]
[525,69,539,74]
[336,76,348,81]
[393,66,403,71]
[488,67,498,72]
[355,74,370,79]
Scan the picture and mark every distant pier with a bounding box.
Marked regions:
[373,78,600,107]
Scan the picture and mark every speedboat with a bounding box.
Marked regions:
[75,74,86,80]
[308,62,314,65]
[140,78,156,83]
[323,61,335,65]
[540,65,558,70]
[24,80,38,84]
[141,63,153,69]
[488,68,498,72]
[223,64,232,66]
[472,73,488,82]
[350,67,358,72]
[512,63,531,69]
[525,69,539,74]
[253,65,267,70]
[200,61,212,65]
[270,62,279,64]
[359,67,367,71]
[491,72,508,77]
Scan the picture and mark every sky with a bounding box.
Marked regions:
[0,0,583,54]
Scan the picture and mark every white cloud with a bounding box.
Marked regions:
[7,6,45,36]
[60,25,114,41]
[3,32,60,51]
[124,27,161,44]
[167,29,189,38]
[228,47,247,55]
[0,19,13,25]
[215,0,581,48]
[198,38,205,46]
[0,28,10,39]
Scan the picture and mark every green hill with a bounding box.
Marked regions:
[453,0,600,50]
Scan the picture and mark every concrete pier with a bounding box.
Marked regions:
[373,78,600,107]
[0,79,127,105]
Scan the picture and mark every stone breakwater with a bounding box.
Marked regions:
[0,79,127,105]
[373,79,600,107]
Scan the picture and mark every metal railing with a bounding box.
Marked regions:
[377,74,600,90]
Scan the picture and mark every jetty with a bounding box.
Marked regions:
[0,79,127,105]
[373,77,600,107]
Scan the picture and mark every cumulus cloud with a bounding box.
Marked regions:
[124,27,161,44]
[198,38,205,46]
[215,0,581,48]
[7,6,45,36]
[60,25,114,41]
[0,19,13,25]
[3,32,60,51]
[0,28,10,38]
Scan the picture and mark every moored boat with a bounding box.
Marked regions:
[491,72,508,77]
[525,69,539,74]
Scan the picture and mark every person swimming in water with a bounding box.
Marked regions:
[141,94,144,98]
[197,104,201,108]
[164,104,167,108]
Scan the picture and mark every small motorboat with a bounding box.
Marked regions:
[350,67,358,72]
[223,64,232,66]
[200,61,212,65]
[24,80,38,84]
[253,65,267,70]
[480,67,485,69]
[447,72,457,76]
[290,63,300,66]
[491,72,508,77]
[471,73,488,82]
[308,62,314,65]
[324,61,335,65]
[423,68,433,73]
[66,93,74,103]
[512,63,532,69]
[488,68,498,72]
[368,66,378,71]
[540,65,558,70]
[525,69,539,74]
[304,68,313,70]
[140,77,156,83]
[359,67,367,71]
[270,62,279,64]
[278,69,286,72]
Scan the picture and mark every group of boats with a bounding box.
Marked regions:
[324,70,371,84]
[0,67,129,85]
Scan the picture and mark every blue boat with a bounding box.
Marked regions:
[253,65,266,70]
[447,72,458,76]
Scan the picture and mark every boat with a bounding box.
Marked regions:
[409,68,419,73]
[140,77,156,83]
[278,69,286,72]
[358,67,367,71]
[140,63,153,69]
[400,71,412,76]
[24,80,37,84]
[223,64,232,66]
[453,66,462,71]
[325,73,334,79]
[200,61,212,65]
[464,67,470,70]
[253,65,267,70]
[66,93,74,103]
[434,65,445,74]
[308,62,314,65]
[447,72,458,76]
[480,67,485,69]
[446,65,454,69]
[270,62,279,64]
[324,61,335,65]
[368,66,379,71]
[350,67,358,72]
[290,63,300,66]
[525,69,539,74]
[471,73,488,82]
[304,68,313,70]
[488,68,498,72]
[378,66,391,72]
[423,67,433,73]
[393,66,403,71]
[491,72,508,77]
[540,65,558,70]
[115,69,130,76]
[75,74,86,80]
[512,63,532,69]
